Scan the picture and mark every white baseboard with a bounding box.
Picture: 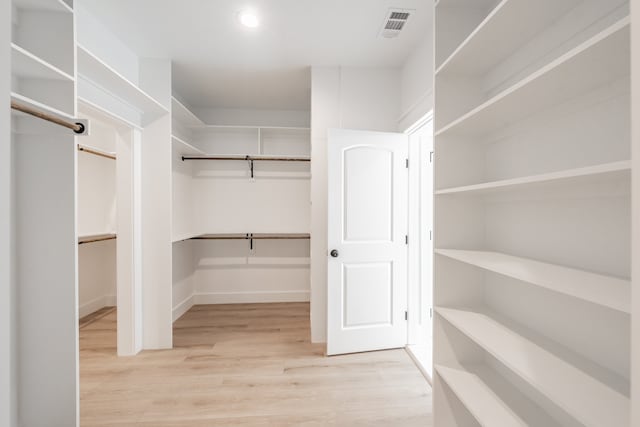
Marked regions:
[172,294,195,322]
[194,290,310,305]
[406,345,433,385]
[79,295,116,319]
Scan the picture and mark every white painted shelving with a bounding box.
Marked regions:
[14,0,72,13]
[12,43,74,82]
[77,44,168,125]
[171,96,204,127]
[433,0,631,425]
[437,307,629,427]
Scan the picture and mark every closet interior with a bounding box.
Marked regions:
[171,97,311,322]
[77,108,117,319]
[433,0,631,425]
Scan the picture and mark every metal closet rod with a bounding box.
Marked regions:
[78,234,117,245]
[191,233,310,250]
[181,155,311,162]
[11,101,86,134]
[78,145,116,160]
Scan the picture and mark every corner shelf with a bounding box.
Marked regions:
[435,161,631,196]
[436,307,629,427]
[435,363,562,426]
[12,43,74,82]
[171,96,204,127]
[435,249,630,313]
[436,17,630,137]
[436,0,579,77]
[171,135,204,156]
[77,45,169,125]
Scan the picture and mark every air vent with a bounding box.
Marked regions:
[379,8,412,38]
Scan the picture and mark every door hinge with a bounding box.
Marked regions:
[405,158,409,169]
[405,235,409,245]
[429,230,432,241]
[405,311,408,321]
[429,151,434,163]
[430,307,433,318]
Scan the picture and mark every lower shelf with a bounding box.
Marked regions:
[78,233,116,245]
[436,363,561,427]
[436,307,629,427]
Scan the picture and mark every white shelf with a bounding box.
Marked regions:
[436,0,578,76]
[436,18,630,137]
[12,43,74,82]
[435,161,631,196]
[435,363,564,427]
[171,135,204,156]
[14,0,72,13]
[77,45,168,125]
[196,125,310,131]
[11,92,74,121]
[436,307,629,427]
[171,96,204,127]
[435,249,630,313]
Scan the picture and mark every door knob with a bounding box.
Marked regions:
[330,249,339,258]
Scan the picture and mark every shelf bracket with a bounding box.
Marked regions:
[246,156,255,179]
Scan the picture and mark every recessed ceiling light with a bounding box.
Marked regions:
[239,11,260,28]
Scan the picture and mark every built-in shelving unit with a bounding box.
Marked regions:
[433,0,631,425]
[77,44,168,125]
[12,43,74,82]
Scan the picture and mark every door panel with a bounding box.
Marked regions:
[327,128,408,356]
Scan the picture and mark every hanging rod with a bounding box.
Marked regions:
[191,233,310,250]
[78,144,116,160]
[181,155,310,162]
[78,234,117,245]
[181,155,310,178]
[11,100,86,134]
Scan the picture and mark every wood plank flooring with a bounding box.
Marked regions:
[80,303,433,426]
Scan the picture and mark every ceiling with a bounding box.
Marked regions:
[80,0,432,110]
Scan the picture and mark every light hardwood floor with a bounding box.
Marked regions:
[80,303,433,426]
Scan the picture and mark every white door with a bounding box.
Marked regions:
[327,128,408,356]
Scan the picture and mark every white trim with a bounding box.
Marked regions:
[406,346,433,385]
[398,88,434,125]
[78,295,116,319]
[172,294,195,322]
[194,290,310,305]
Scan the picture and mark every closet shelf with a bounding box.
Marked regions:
[171,135,204,156]
[191,233,310,240]
[435,249,630,313]
[171,96,204,127]
[435,363,562,427]
[435,17,630,137]
[436,307,629,427]
[78,144,116,160]
[435,161,631,196]
[436,0,578,77]
[77,45,169,125]
[78,233,117,245]
[12,43,74,82]
[14,0,72,13]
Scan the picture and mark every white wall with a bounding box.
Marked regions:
[310,66,402,343]
[399,36,434,131]
[2,0,15,423]
[194,107,310,127]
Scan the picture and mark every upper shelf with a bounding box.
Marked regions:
[435,249,630,314]
[435,161,631,196]
[14,0,72,13]
[12,43,74,82]
[436,0,579,76]
[171,135,204,156]
[436,307,629,427]
[436,18,630,137]
[77,45,169,125]
[171,96,204,127]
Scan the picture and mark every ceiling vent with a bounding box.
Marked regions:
[379,9,412,38]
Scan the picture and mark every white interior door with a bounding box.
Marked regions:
[327,128,408,356]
